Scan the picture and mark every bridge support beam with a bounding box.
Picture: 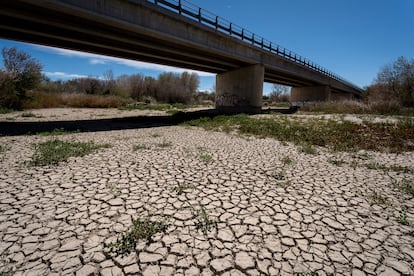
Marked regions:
[215,64,264,113]
[290,85,331,105]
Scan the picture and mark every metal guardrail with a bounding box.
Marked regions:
[145,0,361,91]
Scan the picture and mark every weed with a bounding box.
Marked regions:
[0,145,8,154]
[107,215,169,256]
[397,209,409,225]
[30,139,110,166]
[199,152,213,163]
[21,112,39,118]
[393,179,414,196]
[133,144,150,151]
[281,155,294,165]
[195,207,217,235]
[0,108,14,114]
[273,170,286,181]
[365,162,413,174]
[368,190,389,206]
[156,140,172,148]
[328,158,347,166]
[38,128,80,136]
[183,115,414,153]
[173,183,194,195]
[299,144,318,155]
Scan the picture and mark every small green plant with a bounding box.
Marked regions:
[368,190,389,206]
[397,209,409,225]
[393,179,414,196]
[328,158,347,166]
[21,112,40,118]
[199,152,213,163]
[156,140,172,148]
[273,170,286,181]
[30,139,110,166]
[0,108,14,114]
[195,208,217,235]
[132,144,149,151]
[173,183,194,195]
[107,215,169,256]
[281,155,294,165]
[38,128,80,136]
[299,144,318,155]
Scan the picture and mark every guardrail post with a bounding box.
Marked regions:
[215,16,218,29]
[241,29,244,40]
[229,23,232,35]
[252,33,254,45]
[178,0,182,14]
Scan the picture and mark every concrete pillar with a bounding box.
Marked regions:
[215,64,264,113]
[290,85,331,105]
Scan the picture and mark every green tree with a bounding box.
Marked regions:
[0,47,43,109]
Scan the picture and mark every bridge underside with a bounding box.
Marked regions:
[0,0,362,112]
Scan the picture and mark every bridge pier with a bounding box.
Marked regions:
[290,85,331,105]
[215,64,264,113]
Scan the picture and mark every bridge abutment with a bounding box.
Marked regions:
[290,85,331,105]
[215,64,264,113]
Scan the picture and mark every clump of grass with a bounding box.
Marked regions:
[30,139,110,166]
[107,216,169,256]
[368,190,389,206]
[173,183,194,195]
[365,162,413,174]
[393,179,414,196]
[156,140,172,148]
[132,144,150,151]
[195,208,217,235]
[198,151,213,163]
[21,112,39,118]
[183,115,414,153]
[38,128,80,136]
[281,155,294,165]
[0,145,8,154]
[328,158,347,166]
[298,144,318,155]
[397,209,409,225]
[0,108,14,114]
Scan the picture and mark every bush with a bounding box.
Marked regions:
[0,47,42,109]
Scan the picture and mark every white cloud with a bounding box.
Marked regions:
[44,71,90,79]
[35,45,215,77]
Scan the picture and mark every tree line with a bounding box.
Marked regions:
[1,46,414,110]
[0,47,212,109]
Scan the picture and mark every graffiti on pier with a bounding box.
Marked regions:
[216,94,240,107]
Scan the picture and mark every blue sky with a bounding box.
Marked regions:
[0,0,413,94]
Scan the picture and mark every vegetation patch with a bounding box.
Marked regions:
[132,144,150,151]
[368,190,390,206]
[156,140,172,148]
[281,155,294,166]
[195,207,217,235]
[38,128,80,136]
[393,179,414,197]
[30,139,110,166]
[0,108,14,114]
[183,115,414,153]
[397,208,409,225]
[107,215,169,256]
[173,183,194,195]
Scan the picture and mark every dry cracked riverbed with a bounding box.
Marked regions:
[0,109,413,275]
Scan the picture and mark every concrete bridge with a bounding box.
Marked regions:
[0,0,363,112]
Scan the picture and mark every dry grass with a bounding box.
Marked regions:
[23,91,128,109]
[300,100,414,116]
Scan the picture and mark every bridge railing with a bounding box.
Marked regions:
[146,0,361,91]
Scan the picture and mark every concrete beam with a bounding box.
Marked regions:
[290,85,331,105]
[216,64,264,113]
